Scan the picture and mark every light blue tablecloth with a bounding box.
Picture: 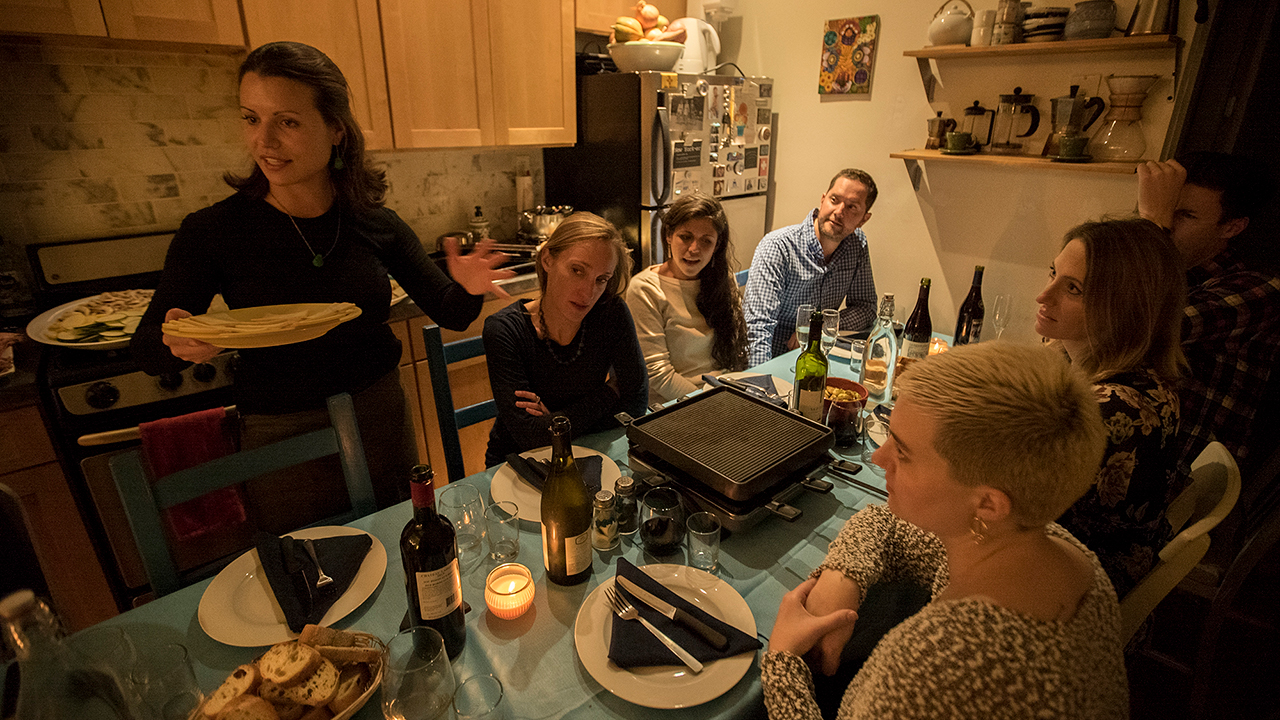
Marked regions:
[98,350,887,719]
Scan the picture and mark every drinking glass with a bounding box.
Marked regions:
[453,674,508,720]
[66,625,137,706]
[639,487,684,557]
[821,309,840,356]
[131,643,203,720]
[794,304,815,347]
[686,512,721,572]
[438,484,486,575]
[862,412,891,478]
[382,627,456,720]
[991,294,1011,340]
[483,501,520,560]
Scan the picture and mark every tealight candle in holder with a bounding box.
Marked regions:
[485,563,535,619]
[928,338,950,355]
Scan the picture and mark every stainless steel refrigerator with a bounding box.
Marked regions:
[544,71,774,273]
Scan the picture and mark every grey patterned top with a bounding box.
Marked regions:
[760,505,1129,720]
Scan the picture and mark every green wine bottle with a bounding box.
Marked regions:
[541,415,593,585]
[792,309,829,421]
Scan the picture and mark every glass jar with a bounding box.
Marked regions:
[614,475,640,536]
[592,490,619,551]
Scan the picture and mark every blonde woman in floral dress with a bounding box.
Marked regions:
[1035,218,1187,597]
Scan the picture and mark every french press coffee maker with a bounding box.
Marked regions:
[961,100,995,147]
[989,87,1041,155]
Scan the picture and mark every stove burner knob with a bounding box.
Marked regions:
[192,363,217,382]
[85,381,120,409]
[158,372,184,390]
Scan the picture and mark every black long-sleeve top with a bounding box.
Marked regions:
[132,193,483,414]
[482,296,648,466]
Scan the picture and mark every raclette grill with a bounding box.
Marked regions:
[623,387,835,503]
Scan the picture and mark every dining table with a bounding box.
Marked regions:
[92,347,892,720]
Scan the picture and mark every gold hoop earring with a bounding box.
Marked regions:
[970,515,988,544]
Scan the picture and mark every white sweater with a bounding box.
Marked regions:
[625,266,720,404]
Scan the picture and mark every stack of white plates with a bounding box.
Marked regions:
[1023,7,1070,42]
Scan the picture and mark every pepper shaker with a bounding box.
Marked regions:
[592,490,619,551]
[614,475,639,536]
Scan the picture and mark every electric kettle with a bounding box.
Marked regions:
[675,18,721,74]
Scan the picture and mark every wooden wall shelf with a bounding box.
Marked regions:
[890,149,1142,174]
[904,34,1180,59]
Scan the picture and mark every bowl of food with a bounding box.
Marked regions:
[823,378,868,449]
[608,41,685,73]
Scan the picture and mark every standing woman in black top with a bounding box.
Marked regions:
[132,42,513,530]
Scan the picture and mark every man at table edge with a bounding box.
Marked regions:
[1137,151,1280,483]
[743,168,879,367]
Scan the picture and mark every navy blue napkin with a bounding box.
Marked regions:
[254,532,373,633]
[607,558,761,668]
[505,453,603,493]
[732,374,778,396]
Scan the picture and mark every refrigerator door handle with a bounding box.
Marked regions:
[652,103,672,206]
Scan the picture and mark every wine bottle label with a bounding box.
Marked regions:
[902,339,929,359]
[795,388,823,421]
[541,525,593,575]
[414,559,462,620]
[969,319,983,343]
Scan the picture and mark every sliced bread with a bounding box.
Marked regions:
[258,642,322,687]
[326,663,371,716]
[259,658,340,707]
[298,624,355,648]
[314,645,383,666]
[202,664,261,718]
[217,695,280,720]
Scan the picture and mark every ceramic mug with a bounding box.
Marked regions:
[1058,134,1089,157]
[945,131,976,152]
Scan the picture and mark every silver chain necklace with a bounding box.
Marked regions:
[270,190,341,268]
[536,303,584,365]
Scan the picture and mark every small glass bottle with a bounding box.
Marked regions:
[614,475,639,536]
[592,490,619,550]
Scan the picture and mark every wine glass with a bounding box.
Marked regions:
[438,484,486,575]
[639,487,684,557]
[820,309,840,356]
[795,304,815,348]
[990,295,1011,340]
[383,627,456,720]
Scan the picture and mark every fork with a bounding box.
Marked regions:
[302,539,334,588]
[604,585,703,673]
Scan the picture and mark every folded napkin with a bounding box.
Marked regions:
[704,374,786,409]
[139,407,246,541]
[607,558,761,668]
[254,531,373,633]
[505,453,603,493]
[732,373,778,396]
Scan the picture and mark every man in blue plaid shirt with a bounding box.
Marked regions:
[1138,152,1280,481]
[743,168,878,366]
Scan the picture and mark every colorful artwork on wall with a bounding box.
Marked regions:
[818,15,879,95]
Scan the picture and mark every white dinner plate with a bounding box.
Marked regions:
[163,303,361,349]
[702,371,793,399]
[489,446,620,523]
[389,277,408,306]
[573,564,758,709]
[25,295,143,350]
[198,526,387,647]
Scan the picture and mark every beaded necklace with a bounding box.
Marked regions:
[536,303,584,365]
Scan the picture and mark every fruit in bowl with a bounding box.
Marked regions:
[610,3,686,44]
[608,41,686,73]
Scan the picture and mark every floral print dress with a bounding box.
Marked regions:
[1057,367,1181,598]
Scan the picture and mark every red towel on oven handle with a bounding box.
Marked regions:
[138,407,247,541]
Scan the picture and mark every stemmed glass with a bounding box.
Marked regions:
[820,309,840,356]
[990,295,1011,340]
[791,303,815,372]
[383,627,456,720]
[438,484,486,575]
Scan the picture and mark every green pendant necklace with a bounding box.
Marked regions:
[270,191,341,267]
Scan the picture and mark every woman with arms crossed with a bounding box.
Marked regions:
[483,213,648,466]
[625,193,748,404]
[132,42,512,529]
[764,343,1127,719]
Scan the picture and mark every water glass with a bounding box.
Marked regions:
[639,487,684,557]
[686,512,721,572]
[484,501,520,560]
[453,674,508,720]
[862,412,890,477]
[131,643,202,720]
[821,309,839,355]
[382,627,456,720]
[438,484,486,575]
[795,303,815,347]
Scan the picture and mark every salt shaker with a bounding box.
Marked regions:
[592,490,619,550]
[614,475,639,536]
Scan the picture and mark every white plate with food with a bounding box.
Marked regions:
[198,526,387,647]
[702,371,792,399]
[163,302,361,349]
[573,564,757,709]
[489,445,621,523]
[25,290,153,349]
[389,277,408,306]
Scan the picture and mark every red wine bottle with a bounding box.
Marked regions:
[953,265,985,345]
[401,464,466,658]
[901,278,933,359]
[542,415,593,585]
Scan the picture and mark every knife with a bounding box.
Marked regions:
[616,576,729,650]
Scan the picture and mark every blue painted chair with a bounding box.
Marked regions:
[108,393,375,597]
[735,268,750,287]
[422,324,497,483]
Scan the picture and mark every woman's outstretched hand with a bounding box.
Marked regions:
[445,237,516,299]
[161,308,222,363]
[768,577,859,659]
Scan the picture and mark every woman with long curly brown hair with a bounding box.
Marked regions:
[625,193,748,403]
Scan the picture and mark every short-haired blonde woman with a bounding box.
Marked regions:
[762,343,1127,720]
[483,212,648,466]
[625,193,748,403]
[1036,218,1186,597]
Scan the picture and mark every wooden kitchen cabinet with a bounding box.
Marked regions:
[241,0,394,151]
[0,0,244,45]
[576,0,634,35]
[0,405,116,631]
[381,0,576,148]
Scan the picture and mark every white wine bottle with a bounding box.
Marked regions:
[901,278,933,359]
[953,265,985,345]
[791,309,828,421]
[541,415,593,585]
[859,293,898,406]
